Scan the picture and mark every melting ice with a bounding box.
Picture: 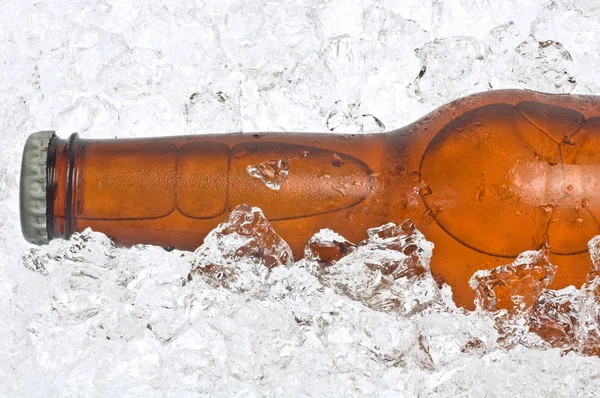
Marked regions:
[10,204,600,396]
[246,158,291,190]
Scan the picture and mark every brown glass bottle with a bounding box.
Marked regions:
[20,89,600,309]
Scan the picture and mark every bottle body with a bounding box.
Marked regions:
[33,89,600,308]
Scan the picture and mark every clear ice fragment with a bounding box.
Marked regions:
[469,250,557,315]
[461,338,487,355]
[364,220,426,261]
[304,229,356,267]
[576,237,600,356]
[588,235,600,273]
[325,103,385,134]
[190,204,293,292]
[528,287,580,351]
[482,236,600,356]
[513,36,577,94]
[246,157,290,190]
[317,220,439,316]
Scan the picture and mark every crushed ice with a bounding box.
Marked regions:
[11,205,600,395]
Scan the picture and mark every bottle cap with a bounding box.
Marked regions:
[20,131,55,244]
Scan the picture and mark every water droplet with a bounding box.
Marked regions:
[476,185,486,202]
[394,164,406,175]
[331,153,344,167]
[541,204,554,214]
[415,182,432,196]
[233,149,248,159]
[562,135,576,145]
[583,198,590,208]
[409,171,420,183]
[400,219,416,234]
[451,119,467,132]
[422,209,436,225]
[247,157,291,190]
[547,157,560,166]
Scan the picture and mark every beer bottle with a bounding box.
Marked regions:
[19,89,600,309]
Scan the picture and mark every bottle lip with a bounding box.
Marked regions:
[20,130,56,244]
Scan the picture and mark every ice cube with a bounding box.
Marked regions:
[588,235,600,273]
[190,204,293,293]
[469,250,557,314]
[414,312,496,368]
[365,220,422,254]
[460,338,487,356]
[577,268,600,356]
[317,220,439,316]
[304,229,356,267]
[472,237,600,355]
[577,243,600,356]
[362,220,429,279]
[528,287,580,351]
[195,204,293,269]
[246,158,290,190]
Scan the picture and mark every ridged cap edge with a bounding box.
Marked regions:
[20,131,55,244]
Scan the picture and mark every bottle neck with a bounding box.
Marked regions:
[44,131,397,242]
[46,132,80,240]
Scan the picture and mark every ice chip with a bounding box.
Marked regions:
[304,229,356,267]
[474,237,600,356]
[246,157,290,190]
[577,270,600,356]
[513,36,576,94]
[367,219,416,240]
[460,338,487,356]
[21,248,50,276]
[413,332,436,371]
[414,312,497,368]
[469,250,557,314]
[588,235,600,273]
[317,221,439,316]
[325,103,385,134]
[197,204,293,268]
[409,37,487,106]
[473,236,600,356]
[528,287,580,351]
[364,220,423,256]
[21,228,115,277]
[190,205,293,293]
[17,229,194,345]
[362,220,429,278]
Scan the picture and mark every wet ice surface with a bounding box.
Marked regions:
[246,158,291,190]
[317,221,441,316]
[3,0,600,396]
[470,249,557,314]
[11,211,600,397]
[304,228,356,266]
